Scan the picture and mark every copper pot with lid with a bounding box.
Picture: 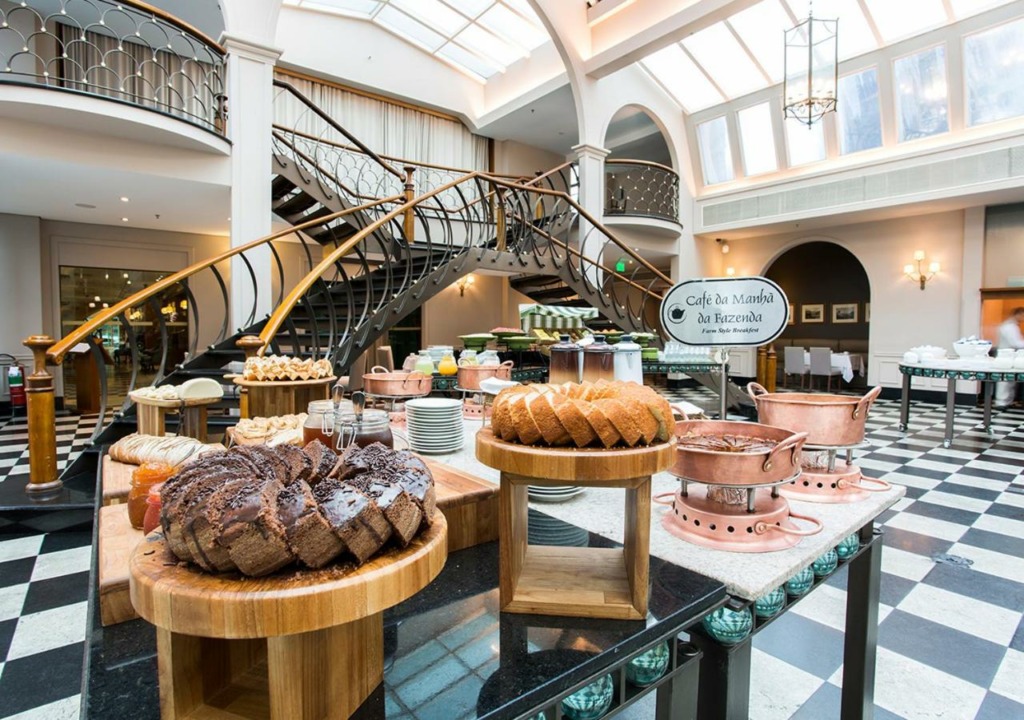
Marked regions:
[672,418,808,487]
[747,382,882,447]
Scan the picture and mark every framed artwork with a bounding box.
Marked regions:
[833,303,858,324]
[788,304,795,325]
[801,304,824,323]
[865,303,871,322]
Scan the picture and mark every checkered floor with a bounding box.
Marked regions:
[1,391,1023,719]
[0,411,105,485]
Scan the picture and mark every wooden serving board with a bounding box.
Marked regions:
[98,504,144,626]
[129,392,222,408]
[233,377,334,419]
[232,377,337,388]
[425,460,498,552]
[102,455,135,505]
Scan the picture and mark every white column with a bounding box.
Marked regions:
[958,207,986,395]
[222,34,282,333]
[572,143,610,289]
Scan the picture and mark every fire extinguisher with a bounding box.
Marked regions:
[8,361,25,411]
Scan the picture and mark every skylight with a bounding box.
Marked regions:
[283,0,549,81]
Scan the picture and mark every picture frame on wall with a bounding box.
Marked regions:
[788,304,795,325]
[865,303,871,322]
[833,303,858,324]
[801,304,824,323]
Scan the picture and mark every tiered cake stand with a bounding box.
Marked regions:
[476,429,675,620]
[129,515,447,719]
[129,392,220,442]
[233,376,335,419]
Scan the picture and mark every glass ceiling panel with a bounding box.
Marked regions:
[787,0,878,60]
[738,102,778,175]
[286,0,549,82]
[862,0,948,43]
[640,44,725,113]
[950,0,1017,19]
[683,23,766,98]
[697,116,735,185]
[728,1,792,82]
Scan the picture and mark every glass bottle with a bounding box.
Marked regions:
[438,353,458,376]
[459,349,478,366]
[303,399,338,446]
[335,409,394,450]
[128,462,174,529]
[582,334,615,383]
[549,334,581,384]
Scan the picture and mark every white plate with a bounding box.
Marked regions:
[528,488,585,502]
[406,398,462,411]
[409,443,463,453]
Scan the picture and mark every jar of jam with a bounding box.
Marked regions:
[128,462,174,530]
[335,409,393,450]
[303,399,353,446]
[142,483,164,535]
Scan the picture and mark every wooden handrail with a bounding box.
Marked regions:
[605,158,678,176]
[106,0,224,54]
[47,195,402,365]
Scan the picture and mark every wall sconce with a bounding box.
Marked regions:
[456,273,476,297]
[904,250,940,290]
[716,238,730,254]
[725,267,736,276]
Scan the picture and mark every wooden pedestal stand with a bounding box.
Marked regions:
[476,430,675,620]
[130,393,221,442]
[130,515,447,719]
[233,377,335,420]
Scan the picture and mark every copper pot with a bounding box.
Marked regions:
[747,382,882,447]
[671,418,808,487]
[363,366,432,397]
[456,360,513,391]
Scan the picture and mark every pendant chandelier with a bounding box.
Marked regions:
[783,2,838,127]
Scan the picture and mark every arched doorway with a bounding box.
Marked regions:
[765,241,870,387]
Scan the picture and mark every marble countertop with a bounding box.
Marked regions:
[416,418,905,601]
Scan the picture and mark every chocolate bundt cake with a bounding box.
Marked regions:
[157,439,435,576]
[491,380,673,448]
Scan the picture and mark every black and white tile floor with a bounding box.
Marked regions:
[0,393,1023,719]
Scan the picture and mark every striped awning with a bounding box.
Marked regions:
[520,304,598,331]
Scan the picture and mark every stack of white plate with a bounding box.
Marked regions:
[405,398,463,454]
[527,485,585,502]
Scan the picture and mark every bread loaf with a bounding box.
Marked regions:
[491,380,673,448]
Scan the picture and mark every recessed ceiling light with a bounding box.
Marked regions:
[120,196,129,202]
[123,273,129,279]
[227,216,232,221]
[75,203,96,209]
[93,295,100,302]
[88,302,96,308]
[104,273,109,279]
[121,217,129,222]
[102,302,109,308]
[126,280,132,285]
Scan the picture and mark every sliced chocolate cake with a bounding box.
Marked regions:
[277,479,346,568]
[392,451,437,524]
[182,475,254,573]
[302,440,337,484]
[313,478,392,564]
[275,443,313,484]
[219,477,295,576]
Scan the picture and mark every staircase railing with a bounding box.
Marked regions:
[605,159,680,223]
[0,0,226,133]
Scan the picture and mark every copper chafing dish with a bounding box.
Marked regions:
[671,419,808,487]
[747,382,882,447]
[456,360,513,391]
[363,366,432,397]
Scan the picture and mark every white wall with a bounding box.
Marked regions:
[0,214,43,368]
[719,210,968,389]
[493,140,565,177]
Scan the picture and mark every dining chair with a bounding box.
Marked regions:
[783,346,809,389]
[809,347,841,392]
[376,345,395,372]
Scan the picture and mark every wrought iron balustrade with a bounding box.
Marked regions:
[604,159,680,223]
[0,0,226,132]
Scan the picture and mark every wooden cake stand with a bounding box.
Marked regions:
[130,514,447,719]
[233,376,335,419]
[476,430,675,620]
[130,393,221,442]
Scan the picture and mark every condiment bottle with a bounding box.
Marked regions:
[438,353,458,376]
[613,334,643,385]
[549,334,581,384]
[128,462,174,529]
[414,351,435,375]
[582,334,615,383]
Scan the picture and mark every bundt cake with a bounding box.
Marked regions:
[159,441,434,577]
[491,380,673,448]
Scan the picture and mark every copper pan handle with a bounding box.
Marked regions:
[762,431,808,472]
[670,404,690,421]
[841,475,892,493]
[653,492,675,507]
[756,510,822,537]
[853,386,882,420]
[747,382,769,400]
[500,360,514,368]
[370,366,391,374]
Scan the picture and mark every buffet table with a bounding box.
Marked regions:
[898,361,1024,447]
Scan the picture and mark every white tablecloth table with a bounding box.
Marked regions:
[804,351,865,383]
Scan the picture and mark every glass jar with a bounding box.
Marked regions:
[414,351,435,375]
[438,353,458,376]
[336,409,393,450]
[142,484,164,535]
[582,334,615,383]
[549,334,581,384]
[302,399,354,446]
[128,462,174,529]
[459,349,478,366]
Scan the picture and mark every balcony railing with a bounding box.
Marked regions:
[0,0,226,133]
[604,159,680,223]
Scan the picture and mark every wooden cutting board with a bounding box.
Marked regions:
[98,503,144,626]
[425,459,498,552]
[101,455,135,506]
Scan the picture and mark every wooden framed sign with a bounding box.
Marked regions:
[660,277,789,347]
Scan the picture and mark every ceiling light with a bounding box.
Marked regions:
[123,273,129,278]
[102,302,109,308]
[120,196,129,202]
[104,273,109,279]
[88,302,96,308]
[783,6,839,128]
[93,295,100,302]
[126,280,132,285]
[121,217,129,222]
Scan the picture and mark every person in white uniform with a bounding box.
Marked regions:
[996,307,1024,407]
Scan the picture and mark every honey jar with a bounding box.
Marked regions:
[128,462,174,529]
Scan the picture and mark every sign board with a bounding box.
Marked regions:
[660,277,789,347]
